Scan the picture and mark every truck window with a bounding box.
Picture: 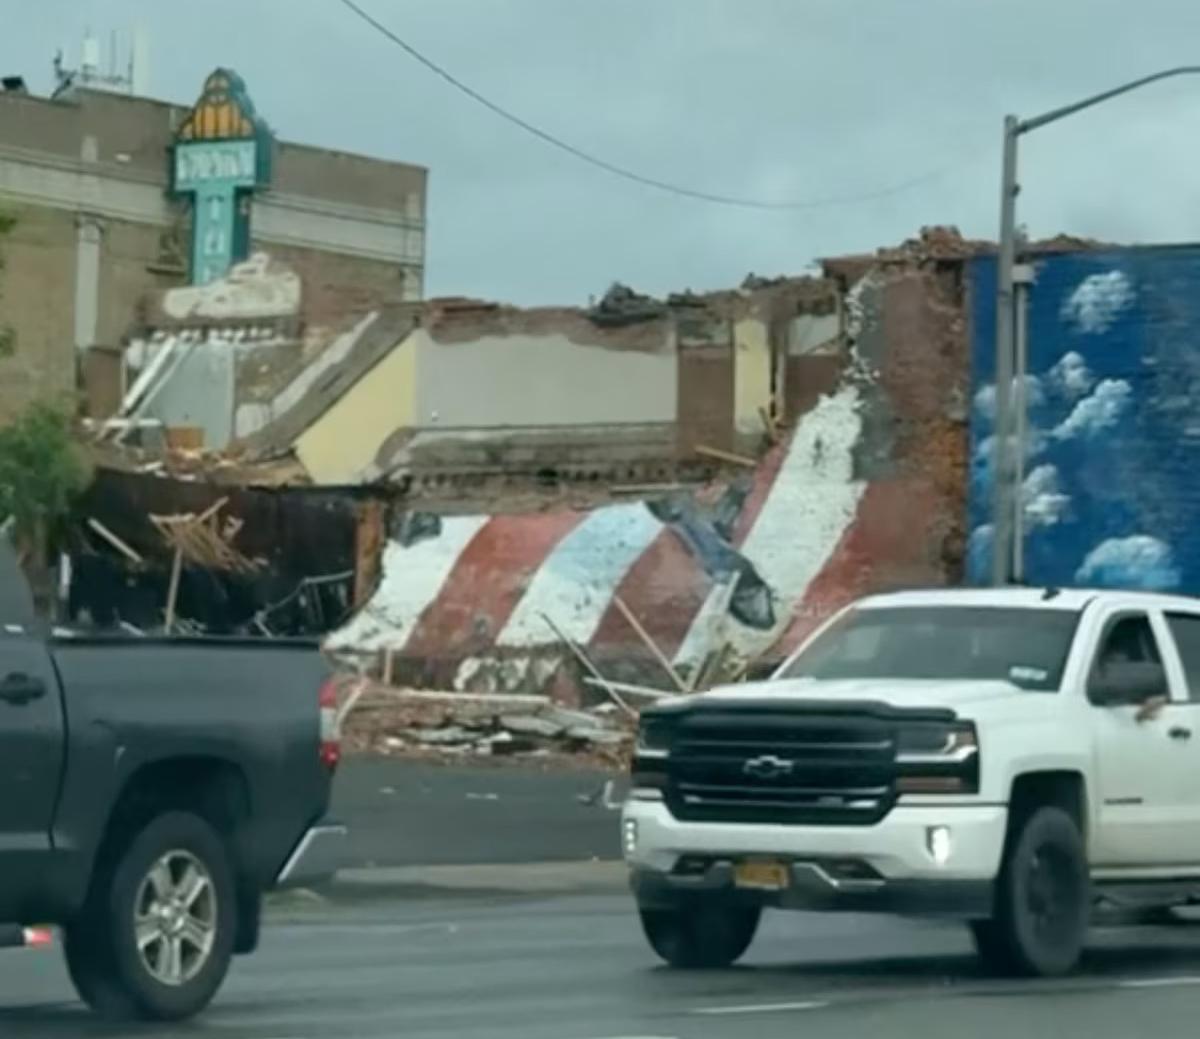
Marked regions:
[1165,613,1200,702]
[779,606,1080,691]
[1088,612,1163,704]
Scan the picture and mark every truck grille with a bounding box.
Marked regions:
[665,709,897,825]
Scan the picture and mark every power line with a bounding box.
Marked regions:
[336,0,963,212]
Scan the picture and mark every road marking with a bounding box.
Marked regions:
[1120,975,1200,989]
[693,999,829,1015]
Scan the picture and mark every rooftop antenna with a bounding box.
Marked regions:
[130,25,149,95]
[80,30,100,80]
[60,27,139,95]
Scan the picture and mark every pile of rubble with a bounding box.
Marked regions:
[342,683,632,768]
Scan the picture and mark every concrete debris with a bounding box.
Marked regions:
[342,682,632,766]
[498,714,565,739]
[565,725,625,746]
[541,706,606,730]
[587,283,666,327]
[403,726,476,745]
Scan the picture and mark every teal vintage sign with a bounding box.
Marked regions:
[172,69,273,284]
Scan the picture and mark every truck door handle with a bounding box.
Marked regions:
[1169,725,1193,741]
[0,672,46,705]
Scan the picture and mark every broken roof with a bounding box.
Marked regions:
[237,303,423,461]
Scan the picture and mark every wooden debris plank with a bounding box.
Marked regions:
[613,594,688,693]
[164,545,183,633]
[693,443,758,468]
[86,518,143,565]
[582,676,672,700]
[540,612,637,717]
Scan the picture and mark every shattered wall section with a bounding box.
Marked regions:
[326,246,968,702]
[72,468,362,635]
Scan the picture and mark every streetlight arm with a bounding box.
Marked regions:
[1019,66,1200,134]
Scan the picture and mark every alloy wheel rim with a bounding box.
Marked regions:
[133,850,217,987]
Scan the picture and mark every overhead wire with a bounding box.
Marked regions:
[336,0,976,212]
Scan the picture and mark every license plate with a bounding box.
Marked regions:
[734,859,789,890]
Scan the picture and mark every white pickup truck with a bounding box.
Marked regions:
[622,587,1200,977]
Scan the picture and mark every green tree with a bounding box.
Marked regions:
[0,401,90,561]
[0,207,15,359]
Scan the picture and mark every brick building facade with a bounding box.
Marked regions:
[0,75,427,421]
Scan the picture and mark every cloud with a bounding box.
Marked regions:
[973,374,1045,422]
[1052,378,1132,440]
[1060,271,1134,334]
[966,524,994,581]
[1075,535,1181,589]
[973,426,1047,474]
[1047,350,1095,399]
[4,1,1192,310]
[1021,464,1070,527]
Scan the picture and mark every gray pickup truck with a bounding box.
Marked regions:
[0,541,345,1021]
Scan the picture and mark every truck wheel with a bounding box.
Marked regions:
[975,806,1089,977]
[639,901,760,968]
[64,812,236,1021]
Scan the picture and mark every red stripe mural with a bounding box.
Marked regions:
[327,378,960,699]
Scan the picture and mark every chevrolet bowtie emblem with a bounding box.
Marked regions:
[742,754,795,780]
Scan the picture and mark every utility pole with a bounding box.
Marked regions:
[990,116,1019,586]
[989,67,1200,585]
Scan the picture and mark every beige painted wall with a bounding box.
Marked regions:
[414,329,677,429]
[296,332,417,482]
[733,316,772,437]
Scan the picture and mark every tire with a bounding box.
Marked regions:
[969,918,1017,972]
[64,812,237,1021]
[639,900,761,968]
[974,805,1089,977]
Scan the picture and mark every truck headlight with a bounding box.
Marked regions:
[896,722,979,794]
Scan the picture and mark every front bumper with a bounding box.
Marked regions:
[622,799,1007,918]
[274,821,348,888]
[630,862,993,917]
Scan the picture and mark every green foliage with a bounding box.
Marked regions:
[0,401,90,550]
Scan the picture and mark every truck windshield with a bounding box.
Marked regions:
[778,606,1080,691]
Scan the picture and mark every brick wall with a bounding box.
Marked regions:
[0,203,76,421]
[255,241,411,331]
[677,342,734,454]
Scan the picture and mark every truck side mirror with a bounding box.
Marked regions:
[1090,661,1168,707]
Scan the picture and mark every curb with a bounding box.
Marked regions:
[270,860,628,905]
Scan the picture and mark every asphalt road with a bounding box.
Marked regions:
[332,757,620,867]
[7,892,1200,1038]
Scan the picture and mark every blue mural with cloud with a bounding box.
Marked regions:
[968,246,1200,591]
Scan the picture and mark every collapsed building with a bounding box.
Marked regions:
[71,227,973,704]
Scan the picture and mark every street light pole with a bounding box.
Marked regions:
[989,66,1200,586]
[990,115,1019,586]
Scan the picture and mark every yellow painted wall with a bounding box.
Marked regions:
[733,316,772,438]
[296,332,418,483]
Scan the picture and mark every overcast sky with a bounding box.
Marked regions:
[4,0,1200,304]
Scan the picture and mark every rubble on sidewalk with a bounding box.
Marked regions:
[342,682,633,768]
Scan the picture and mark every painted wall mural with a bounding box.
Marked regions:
[326,385,874,693]
[967,246,1200,591]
